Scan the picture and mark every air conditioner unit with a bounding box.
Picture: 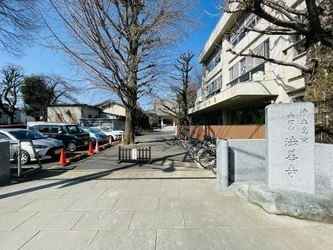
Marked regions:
[252,71,264,81]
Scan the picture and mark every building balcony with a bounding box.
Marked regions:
[189,78,280,115]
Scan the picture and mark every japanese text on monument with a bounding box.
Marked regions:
[284,108,309,177]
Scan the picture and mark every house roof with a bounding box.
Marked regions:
[47,104,102,111]
[94,99,125,109]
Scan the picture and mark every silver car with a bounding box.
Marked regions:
[81,127,109,146]
[0,129,64,165]
[90,127,122,141]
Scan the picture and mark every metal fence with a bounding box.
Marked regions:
[118,146,152,163]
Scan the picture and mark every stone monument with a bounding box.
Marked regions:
[266,102,315,193]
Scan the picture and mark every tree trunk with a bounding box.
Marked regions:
[7,112,14,124]
[124,109,135,145]
[304,44,333,143]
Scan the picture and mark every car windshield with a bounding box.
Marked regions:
[90,127,102,133]
[100,127,111,132]
[9,130,45,140]
[66,125,81,134]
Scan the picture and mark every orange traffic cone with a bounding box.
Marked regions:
[95,140,100,153]
[109,136,113,146]
[88,141,94,155]
[58,148,70,166]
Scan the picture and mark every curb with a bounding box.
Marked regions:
[67,141,121,163]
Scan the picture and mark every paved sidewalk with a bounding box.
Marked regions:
[1,130,333,249]
[1,179,333,250]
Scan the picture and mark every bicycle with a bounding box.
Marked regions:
[196,136,216,170]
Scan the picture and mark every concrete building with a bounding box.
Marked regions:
[47,104,102,123]
[148,100,178,129]
[94,99,126,118]
[47,101,126,130]
[0,105,34,125]
[189,0,306,125]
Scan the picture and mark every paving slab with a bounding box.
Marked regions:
[19,231,96,250]
[156,229,224,250]
[112,197,159,211]
[72,211,133,230]
[14,211,85,231]
[17,198,76,212]
[0,231,38,250]
[130,210,185,229]
[0,212,36,230]
[87,230,156,250]
[65,198,118,211]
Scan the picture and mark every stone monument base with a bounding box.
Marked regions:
[236,182,333,224]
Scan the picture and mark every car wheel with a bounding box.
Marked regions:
[67,142,77,152]
[15,150,30,165]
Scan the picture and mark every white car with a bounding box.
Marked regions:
[0,129,64,165]
[99,126,124,139]
[100,126,124,135]
[90,127,122,141]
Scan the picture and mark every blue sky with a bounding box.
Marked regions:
[0,1,221,110]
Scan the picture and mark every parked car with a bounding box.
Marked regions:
[0,128,64,165]
[100,126,124,135]
[81,127,109,146]
[134,126,141,136]
[27,122,90,152]
[90,127,122,141]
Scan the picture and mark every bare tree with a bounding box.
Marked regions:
[0,0,41,56]
[220,0,333,143]
[21,74,78,120]
[0,65,24,124]
[168,51,199,125]
[42,0,199,144]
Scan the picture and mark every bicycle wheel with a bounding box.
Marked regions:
[208,158,216,170]
[198,148,210,168]
[189,146,200,159]
[198,148,216,169]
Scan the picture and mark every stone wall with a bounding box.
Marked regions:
[315,143,333,191]
[0,141,10,186]
[216,139,333,192]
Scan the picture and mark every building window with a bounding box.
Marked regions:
[229,40,269,83]
[291,34,306,57]
[230,13,261,46]
[229,63,239,81]
[240,58,246,75]
[206,46,221,73]
[291,14,307,57]
[205,76,222,98]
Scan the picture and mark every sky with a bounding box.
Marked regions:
[0,1,222,111]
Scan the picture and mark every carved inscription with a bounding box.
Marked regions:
[267,103,315,193]
[284,108,310,177]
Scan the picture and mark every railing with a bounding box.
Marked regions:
[118,146,152,163]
